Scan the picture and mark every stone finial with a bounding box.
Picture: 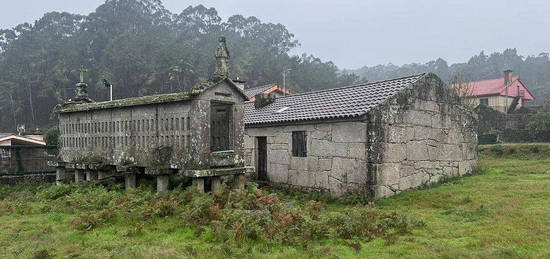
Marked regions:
[68,66,93,104]
[214,37,230,78]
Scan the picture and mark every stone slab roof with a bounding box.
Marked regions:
[244,74,425,125]
[58,76,248,113]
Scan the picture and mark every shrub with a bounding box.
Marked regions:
[44,127,60,147]
[36,184,78,200]
[71,209,114,231]
[142,196,181,218]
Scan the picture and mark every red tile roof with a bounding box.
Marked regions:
[245,84,293,102]
[465,77,534,100]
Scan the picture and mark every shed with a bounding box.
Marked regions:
[244,73,478,198]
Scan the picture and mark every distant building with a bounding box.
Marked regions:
[0,134,46,146]
[462,70,535,113]
[244,84,293,102]
[0,134,51,175]
[244,74,478,198]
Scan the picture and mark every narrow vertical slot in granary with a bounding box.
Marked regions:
[210,101,232,152]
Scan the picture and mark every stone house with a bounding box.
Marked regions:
[244,73,478,198]
[461,70,534,113]
[54,37,250,193]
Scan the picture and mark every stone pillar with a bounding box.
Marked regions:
[233,174,246,190]
[85,170,98,181]
[211,177,222,193]
[125,174,137,189]
[156,175,169,194]
[192,178,205,193]
[75,169,86,184]
[55,167,67,185]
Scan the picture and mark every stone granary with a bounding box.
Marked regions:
[244,73,478,198]
[54,37,250,193]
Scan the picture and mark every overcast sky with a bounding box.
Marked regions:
[1,0,549,69]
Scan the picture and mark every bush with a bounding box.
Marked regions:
[528,101,550,141]
[479,143,550,159]
[71,209,114,231]
[44,127,60,147]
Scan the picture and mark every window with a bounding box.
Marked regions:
[292,131,307,157]
[480,98,489,106]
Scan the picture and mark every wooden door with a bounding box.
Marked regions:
[257,137,267,181]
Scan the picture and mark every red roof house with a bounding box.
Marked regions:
[463,70,534,113]
[244,84,294,102]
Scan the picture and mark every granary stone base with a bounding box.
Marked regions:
[85,170,98,181]
[75,170,86,184]
[156,175,170,194]
[55,167,68,185]
[125,174,137,189]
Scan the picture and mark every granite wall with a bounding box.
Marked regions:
[0,173,56,185]
[367,74,478,198]
[245,121,368,196]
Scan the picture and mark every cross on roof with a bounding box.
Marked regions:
[79,66,88,83]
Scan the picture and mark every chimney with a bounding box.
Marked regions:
[233,77,246,91]
[504,70,513,86]
[254,93,276,109]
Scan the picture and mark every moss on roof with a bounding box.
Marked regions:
[58,76,227,113]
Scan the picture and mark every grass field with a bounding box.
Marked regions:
[0,144,549,258]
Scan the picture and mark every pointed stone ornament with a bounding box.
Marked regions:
[214,37,230,78]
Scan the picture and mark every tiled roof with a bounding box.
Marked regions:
[465,77,534,100]
[244,74,425,125]
[244,84,276,99]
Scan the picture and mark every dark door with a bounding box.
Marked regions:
[211,103,232,152]
[257,137,267,181]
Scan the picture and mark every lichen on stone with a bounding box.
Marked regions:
[58,76,229,113]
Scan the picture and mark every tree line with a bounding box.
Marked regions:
[347,49,550,106]
[2,0,549,134]
[0,0,362,132]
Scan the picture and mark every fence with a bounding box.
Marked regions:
[0,146,58,176]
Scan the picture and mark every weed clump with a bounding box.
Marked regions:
[71,209,114,231]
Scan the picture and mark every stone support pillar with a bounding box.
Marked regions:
[55,167,67,185]
[233,174,246,190]
[156,175,169,194]
[211,177,222,193]
[75,169,86,184]
[85,170,98,181]
[192,178,205,193]
[125,174,137,189]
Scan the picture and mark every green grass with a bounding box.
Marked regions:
[1,144,549,258]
